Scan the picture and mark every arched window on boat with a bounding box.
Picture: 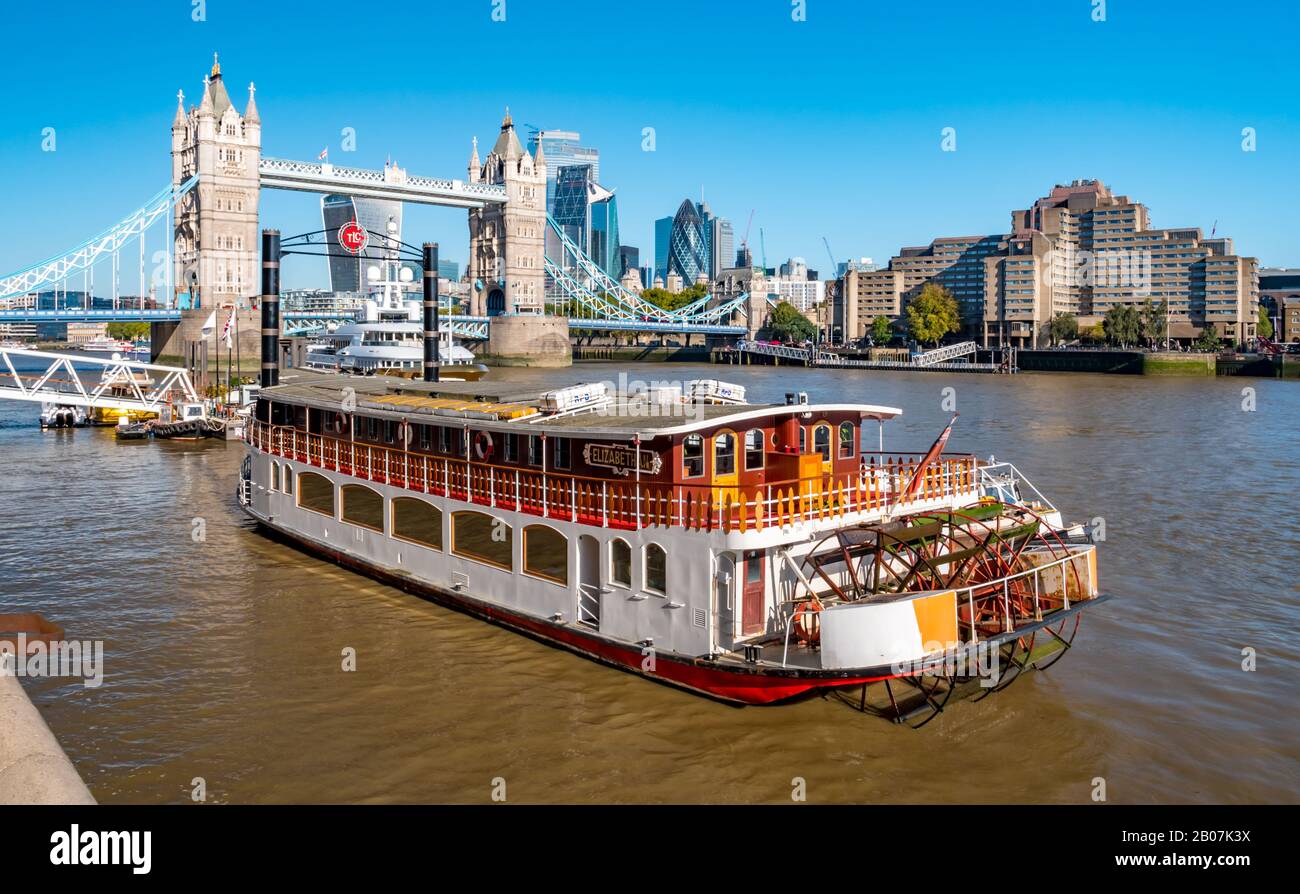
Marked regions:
[391,497,442,550]
[523,525,568,585]
[798,425,807,454]
[341,484,384,532]
[644,543,667,595]
[682,435,704,478]
[839,422,856,459]
[298,471,334,516]
[610,538,632,588]
[451,511,512,570]
[270,461,280,492]
[283,465,294,496]
[744,429,764,471]
[813,423,832,462]
[713,431,736,477]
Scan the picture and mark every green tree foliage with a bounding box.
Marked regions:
[641,282,708,313]
[1257,304,1274,340]
[1102,304,1141,347]
[1048,312,1078,345]
[106,322,150,341]
[767,301,817,343]
[1195,324,1221,352]
[870,315,893,344]
[1139,299,1168,347]
[905,284,960,346]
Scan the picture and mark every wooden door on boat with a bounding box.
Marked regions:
[714,552,737,650]
[577,534,601,629]
[742,549,765,636]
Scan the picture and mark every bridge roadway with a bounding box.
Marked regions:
[0,307,745,337]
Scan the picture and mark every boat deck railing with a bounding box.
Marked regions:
[247,421,980,534]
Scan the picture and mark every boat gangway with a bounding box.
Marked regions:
[0,346,199,413]
[913,341,978,366]
[732,340,1008,373]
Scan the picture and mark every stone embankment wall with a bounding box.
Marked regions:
[0,672,95,804]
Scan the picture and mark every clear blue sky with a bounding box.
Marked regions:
[0,0,1295,290]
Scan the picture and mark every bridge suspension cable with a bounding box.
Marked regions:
[541,215,750,330]
[0,177,197,306]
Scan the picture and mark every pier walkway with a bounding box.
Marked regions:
[732,340,1009,373]
[0,346,199,413]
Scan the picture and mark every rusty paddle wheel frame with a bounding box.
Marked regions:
[798,501,1088,727]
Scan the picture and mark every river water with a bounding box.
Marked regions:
[1,360,1296,804]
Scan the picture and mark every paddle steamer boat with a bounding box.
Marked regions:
[239,373,1106,723]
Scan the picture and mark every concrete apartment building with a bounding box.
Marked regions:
[834,180,1259,348]
[1260,268,1300,343]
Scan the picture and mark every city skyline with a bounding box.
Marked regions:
[0,0,1295,292]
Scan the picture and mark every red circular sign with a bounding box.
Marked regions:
[338,221,368,254]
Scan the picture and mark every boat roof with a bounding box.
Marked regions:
[262,370,902,439]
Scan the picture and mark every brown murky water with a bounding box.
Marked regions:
[2,362,1297,804]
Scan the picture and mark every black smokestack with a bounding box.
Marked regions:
[423,242,439,383]
[260,229,281,388]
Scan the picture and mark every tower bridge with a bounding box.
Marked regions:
[0,55,751,365]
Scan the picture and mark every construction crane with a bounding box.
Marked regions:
[822,237,839,278]
[738,209,755,266]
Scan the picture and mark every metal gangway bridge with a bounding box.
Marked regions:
[0,346,199,415]
[732,339,1009,373]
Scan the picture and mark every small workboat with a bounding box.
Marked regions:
[39,403,89,429]
[114,420,152,440]
[151,402,213,440]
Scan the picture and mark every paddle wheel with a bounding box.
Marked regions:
[798,501,1089,726]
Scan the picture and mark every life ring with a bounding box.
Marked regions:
[334,411,347,433]
[398,420,412,444]
[473,430,494,461]
[793,596,823,645]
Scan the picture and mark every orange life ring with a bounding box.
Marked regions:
[793,596,823,645]
[473,430,494,461]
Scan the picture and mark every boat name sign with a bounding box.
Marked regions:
[583,443,662,477]
[338,221,369,255]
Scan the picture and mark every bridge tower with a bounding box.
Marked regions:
[466,109,546,317]
[171,53,261,309]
